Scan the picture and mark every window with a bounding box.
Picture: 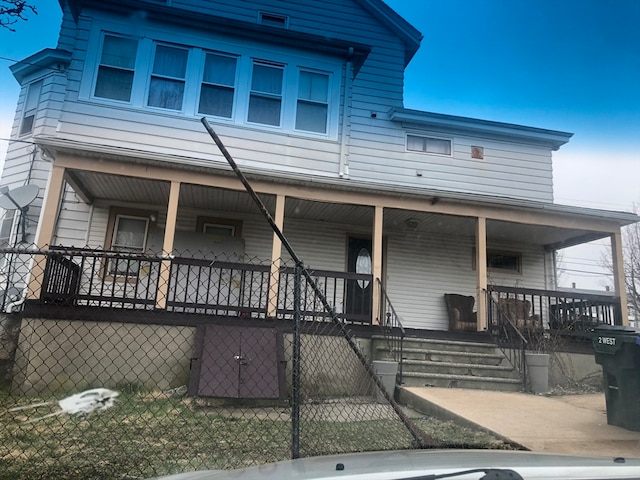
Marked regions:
[20,80,42,135]
[196,217,242,239]
[487,251,521,273]
[148,44,188,110]
[473,249,522,274]
[85,29,340,138]
[106,210,152,276]
[259,12,288,28]
[95,35,138,102]
[407,134,452,155]
[198,53,237,118]
[295,70,328,133]
[248,62,283,126]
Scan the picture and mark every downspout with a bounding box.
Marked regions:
[338,48,354,178]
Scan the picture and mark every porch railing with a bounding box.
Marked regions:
[31,248,374,324]
[377,278,405,383]
[487,285,622,337]
[486,293,528,389]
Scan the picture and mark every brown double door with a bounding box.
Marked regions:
[192,325,283,399]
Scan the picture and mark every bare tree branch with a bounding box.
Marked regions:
[601,202,640,323]
[0,0,37,31]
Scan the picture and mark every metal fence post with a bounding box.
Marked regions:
[291,261,302,459]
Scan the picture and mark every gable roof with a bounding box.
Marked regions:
[354,0,423,65]
[60,0,422,68]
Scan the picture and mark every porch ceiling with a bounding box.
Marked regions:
[64,170,612,250]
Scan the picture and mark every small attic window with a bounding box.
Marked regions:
[407,134,452,156]
[260,12,288,28]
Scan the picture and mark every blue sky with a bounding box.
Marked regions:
[0,0,638,288]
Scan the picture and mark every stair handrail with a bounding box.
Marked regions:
[376,278,405,383]
[486,289,528,390]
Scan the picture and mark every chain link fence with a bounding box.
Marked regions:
[0,246,432,479]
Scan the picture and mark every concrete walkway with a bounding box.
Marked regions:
[400,387,640,459]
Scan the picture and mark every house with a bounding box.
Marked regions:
[1,0,638,394]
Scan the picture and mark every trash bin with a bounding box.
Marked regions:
[593,325,640,431]
[372,360,398,404]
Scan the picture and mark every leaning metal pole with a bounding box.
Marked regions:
[200,117,437,450]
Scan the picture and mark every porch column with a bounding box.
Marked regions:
[476,216,488,331]
[267,194,286,317]
[611,230,629,326]
[372,205,383,325]
[155,180,181,310]
[27,164,66,300]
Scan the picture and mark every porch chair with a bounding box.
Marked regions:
[444,294,477,332]
[497,298,542,333]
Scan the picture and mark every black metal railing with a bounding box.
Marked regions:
[279,267,373,324]
[487,292,528,389]
[33,248,375,324]
[488,285,622,337]
[377,278,405,383]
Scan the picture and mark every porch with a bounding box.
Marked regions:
[20,247,622,337]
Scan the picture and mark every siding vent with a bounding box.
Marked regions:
[260,12,288,28]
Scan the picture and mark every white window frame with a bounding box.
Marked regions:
[109,214,150,276]
[93,33,139,103]
[82,25,341,139]
[19,80,43,136]
[294,68,330,134]
[406,134,453,156]
[197,51,238,119]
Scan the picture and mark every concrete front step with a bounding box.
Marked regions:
[400,371,523,392]
[401,337,500,355]
[371,334,524,392]
[378,346,506,367]
[401,359,520,380]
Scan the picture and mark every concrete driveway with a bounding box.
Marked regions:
[399,387,640,459]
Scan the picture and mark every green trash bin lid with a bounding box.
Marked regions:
[593,325,639,355]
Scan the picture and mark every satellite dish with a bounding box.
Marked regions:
[0,184,39,210]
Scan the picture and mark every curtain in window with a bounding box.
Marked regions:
[248,63,283,126]
[113,217,147,251]
[148,45,188,110]
[199,54,237,117]
[95,35,138,102]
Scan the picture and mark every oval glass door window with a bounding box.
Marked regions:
[355,248,371,288]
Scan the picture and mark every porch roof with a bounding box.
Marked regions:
[38,137,639,251]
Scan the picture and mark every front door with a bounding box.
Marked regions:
[345,237,372,321]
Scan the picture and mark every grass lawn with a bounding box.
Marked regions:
[0,391,516,480]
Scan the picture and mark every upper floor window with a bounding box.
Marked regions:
[248,62,283,126]
[95,35,138,102]
[20,79,42,135]
[296,70,328,134]
[84,28,341,139]
[407,134,452,156]
[198,53,237,118]
[148,44,188,111]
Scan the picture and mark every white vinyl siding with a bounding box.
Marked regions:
[385,232,547,330]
